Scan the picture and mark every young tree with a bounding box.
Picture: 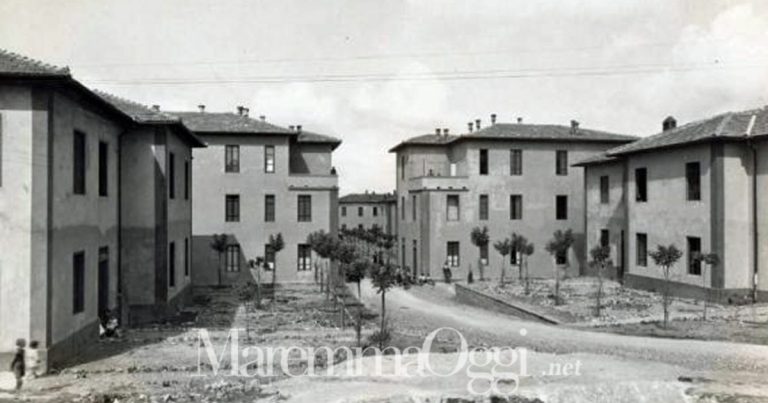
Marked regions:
[493,238,512,286]
[545,229,574,305]
[470,226,490,281]
[268,233,285,302]
[589,244,612,317]
[693,252,720,321]
[648,244,683,328]
[209,234,229,286]
[370,262,398,347]
[307,230,336,292]
[512,234,535,294]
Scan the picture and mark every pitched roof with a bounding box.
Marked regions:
[0,49,70,77]
[169,111,294,134]
[607,106,768,156]
[389,123,636,152]
[571,152,620,167]
[94,91,205,147]
[339,193,396,204]
[295,129,342,150]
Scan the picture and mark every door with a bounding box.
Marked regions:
[619,231,625,281]
[98,247,110,318]
[412,242,418,277]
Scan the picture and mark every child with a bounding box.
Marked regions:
[25,340,41,379]
[10,338,25,391]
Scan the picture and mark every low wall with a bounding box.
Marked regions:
[454,284,560,325]
[624,274,760,304]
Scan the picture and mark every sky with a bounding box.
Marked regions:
[1,0,767,193]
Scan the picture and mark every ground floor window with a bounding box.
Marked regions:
[687,236,702,275]
[265,244,275,270]
[480,243,488,265]
[298,244,312,271]
[510,245,519,265]
[447,241,460,267]
[600,229,610,247]
[73,251,85,314]
[169,241,176,287]
[636,233,647,267]
[225,245,241,272]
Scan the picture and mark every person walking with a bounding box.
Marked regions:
[10,338,25,391]
[442,260,452,284]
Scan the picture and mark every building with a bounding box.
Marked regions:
[173,110,342,285]
[339,192,397,234]
[390,117,636,281]
[96,92,205,325]
[577,108,768,302]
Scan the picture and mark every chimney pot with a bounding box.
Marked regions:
[570,119,580,134]
[289,125,295,131]
[243,107,249,117]
[517,117,523,124]
[259,115,266,122]
[236,106,245,116]
[475,119,481,130]
[198,104,206,113]
[663,116,677,131]
[443,128,449,136]
[296,125,302,133]
[435,128,441,136]
[151,104,160,112]
[491,114,497,124]
[468,122,474,133]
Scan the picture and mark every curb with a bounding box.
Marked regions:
[454,284,561,325]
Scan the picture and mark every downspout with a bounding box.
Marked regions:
[117,129,126,324]
[745,114,758,302]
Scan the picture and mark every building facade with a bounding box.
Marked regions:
[579,108,768,302]
[339,192,397,234]
[391,118,636,281]
[175,110,341,285]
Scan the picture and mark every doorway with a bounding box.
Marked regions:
[98,247,110,318]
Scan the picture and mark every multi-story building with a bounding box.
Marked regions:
[390,117,636,280]
[578,107,768,302]
[339,192,397,234]
[174,110,342,284]
[0,49,202,369]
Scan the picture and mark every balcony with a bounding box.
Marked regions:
[287,173,339,191]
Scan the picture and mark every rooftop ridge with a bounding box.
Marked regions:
[0,48,70,75]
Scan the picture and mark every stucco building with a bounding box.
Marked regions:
[339,192,397,234]
[0,50,203,369]
[578,108,768,302]
[174,110,342,285]
[390,117,636,281]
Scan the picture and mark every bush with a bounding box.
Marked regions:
[235,281,259,301]
[366,326,392,349]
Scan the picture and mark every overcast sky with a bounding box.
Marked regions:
[2,0,767,193]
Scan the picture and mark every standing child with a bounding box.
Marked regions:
[25,340,41,379]
[10,338,25,391]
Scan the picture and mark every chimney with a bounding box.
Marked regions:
[435,128,441,136]
[151,105,160,112]
[475,119,482,130]
[490,114,497,125]
[198,104,206,113]
[259,115,266,122]
[236,106,245,116]
[570,120,580,134]
[468,122,474,133]
[662,116,677,131]
[289,125,295,131]
[243,107,250,117]
[443,128,449,136]
[517,117,523,124]
[296,125,302,133]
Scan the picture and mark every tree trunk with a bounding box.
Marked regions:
[272,259,277,303]
[500,258,506,286]
[357,280,361,299]
[217,253,223,286]
[553,257,561,305]
[380,290,386,332]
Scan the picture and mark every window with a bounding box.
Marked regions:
[510,245,519,265]
[184,160,190,200]
[264,195,275,222]
[510,149,522,176]
[225,145,239,173]
[225,194,240,222]
[73,131,86,194]
[636,233,647,267]
[480,243,489,265]
[600,229,610,247]
[510,195,523,220]
[358,206,364,217]
[412,195,417,221]
[447,242,460,267]
[479,149,489,175]
[688,237,702,275]
[98,141,108,196]
[73,251,85,314]
[265,244,275,271]
[265,145,275,173]
[479,194,489,220]
[225,245,240,272]
[556,150,568,176]
[184,238,189,277]
[401,197,405,220]
[373,207,378,217]
[556,251,567,265]
[341,224,347,231]
[169,241,176,288]
[341,206,347,217]
[298,244,312,271]
[400,155,407,180]
[446,195,459,221]
[556,195,568,220]
[686,162,701,201]
[635,168,647,202]
[298,195,312,222]
[600,175,609,204]
[168,152,175,199]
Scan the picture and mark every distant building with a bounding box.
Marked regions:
[339,192,397,234]
[390,118,636,280]
[172,110,342,284]
[577,107,768,302]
